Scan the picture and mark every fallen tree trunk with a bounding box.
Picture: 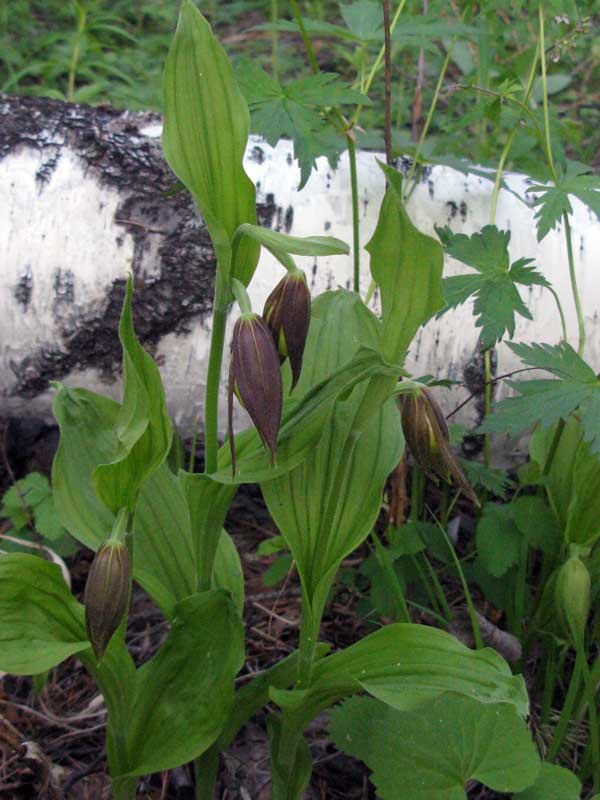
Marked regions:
[2,94,599,455]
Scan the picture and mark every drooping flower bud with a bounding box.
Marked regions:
[555,554,591,646]
[263,270,311,389]
[228,313,283,473]
[84,541,130,661]
[399,388,478,506]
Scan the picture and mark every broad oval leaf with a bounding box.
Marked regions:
[513,762,581,800]
[0,554,89,674]
[53,388,194,618]
[271,622,528,723]
[329,693,540,800]
[122,589,244,777]
[212,529,245,616]
[162,0,258,285]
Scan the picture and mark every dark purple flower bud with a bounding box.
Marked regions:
[263,270,311,389]
[399,388,478,506]
[228,313,283,473]
[84,541,130,661]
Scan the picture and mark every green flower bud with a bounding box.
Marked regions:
[84,541,130,661]
[399,388,478,506]
[263,270,311,389]
[228,313,283,473]
[555,555,591,646]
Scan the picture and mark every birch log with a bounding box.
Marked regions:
[2,94,599,460]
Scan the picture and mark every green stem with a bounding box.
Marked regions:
[563,214,585,356]
[547,649,583,761]
[373,530,410,622]
[231,278,253,314]
[404,47,453,199]
[488,42,540,225]
[271,0,279,81]
[538,1,585,356]
[541,645,559,726]
[430,509,483,649]
[203,272,230,475]
[579,644,600,792]
[542,418,566,477]
[290,0,319,73]
[194,747,220,800]
[347,134,361,293]
[67,2,86,102]
[483,349,492,469]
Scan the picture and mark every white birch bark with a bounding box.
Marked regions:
[2,94,599,461]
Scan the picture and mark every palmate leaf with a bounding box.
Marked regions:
[236,59,368,189]
[479,342,600,455]
[527,163,600,242]
[437,225,550,349]
[329,693,539,800]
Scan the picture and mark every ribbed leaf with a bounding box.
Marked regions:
[0,555,89,674]
[366,163,444,363]
[93,276,172,513]
[261,290,404,639]
[122,590,243,777]
[162,0,258,285]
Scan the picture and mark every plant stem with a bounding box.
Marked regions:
[483,349,492,468]
[204,272,230,475]
[372,530,410,622]
[538,0,585,356]
[547,649,583,761]
[579,645,600,792]
[194,747,220,800]
[290,0,319,73]
[347,135,361,293]
[382,0,393,166]
[430,508,483,649]
[404,47,452,199]
[231,278,253,314]
[271,0,279,81]
[67,1,86,102]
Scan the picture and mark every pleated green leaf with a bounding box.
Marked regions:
[122,589,244,777]
[366,163,445,363]
[162,0,258,285]
[93,277,172,514]
[261,290,404,637]
[233,223,348,271]
[271,622,529,724]
[0,555,90,674]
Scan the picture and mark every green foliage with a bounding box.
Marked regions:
[329,693,540,799]
[121,590,243,777]
[272,622,529,722]
[261,290,404,646]
[93,276,172,514]
[0,554,90,674]
[162,0,259,286]
[366,164,445,363]
[237,59,367,188]
[527,165,600,242]
[437,225,550,349]
[0,472,77,555]
[479,342,600,454]
[513,762,582,799]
